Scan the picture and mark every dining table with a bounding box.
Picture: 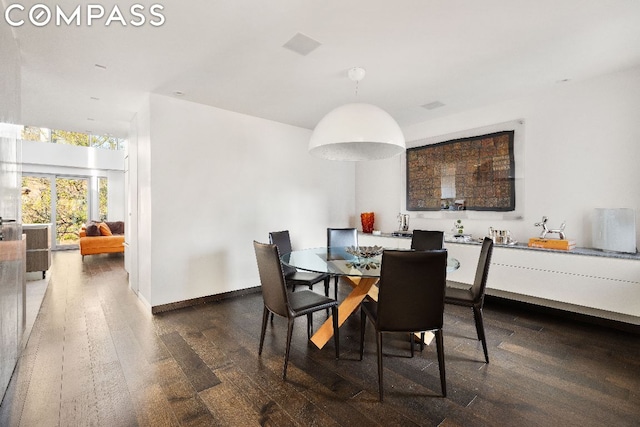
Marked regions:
[281,246,460,349]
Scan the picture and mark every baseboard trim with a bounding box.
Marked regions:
[485,295,640,335]
[151,286,262,314]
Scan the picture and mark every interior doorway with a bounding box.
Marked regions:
[22,174,106,250]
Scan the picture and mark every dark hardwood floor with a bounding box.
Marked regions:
[1,250,639,426]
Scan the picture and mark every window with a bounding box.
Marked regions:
[55,176,88,245]
[91,135,123,150]
[20,126,50,142]
[22,174,108,249]
[52,129,90,147]
[19,126,126,151]
[98,177,108,221]
[21,176,51,224]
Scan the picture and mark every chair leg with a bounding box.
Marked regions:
[435,329,446,397]
[410,333,414,358]
[359,308,366,361]
[307,313,313,339]
[473,306,489,363]
[332,306,339,359]
[283,318,295,379]
[377,331,384,402]
[333,276,339,301]
[259,306,269,355]
[408,332,425,353]
[324,277,330,298]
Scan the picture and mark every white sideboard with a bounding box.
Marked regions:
[358,233,640,325]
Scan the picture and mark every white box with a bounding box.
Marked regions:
[592,208,637,254]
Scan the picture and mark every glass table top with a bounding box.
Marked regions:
[281,247,460,279]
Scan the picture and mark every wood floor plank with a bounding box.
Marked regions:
[157,368,219,427]
[92,360,139,426]
[17,294,65,426]
[160,331,221,392]
[134,383,181,427]
[200,324,347,427]
[202,365,297,427]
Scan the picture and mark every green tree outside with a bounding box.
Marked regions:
[52,130,90,147]
[21,177,51,224]
[99,177,108,221]
[22,176,89,244]
[55,177,87,244]
[21,126,125,150]
[21,126,50,142]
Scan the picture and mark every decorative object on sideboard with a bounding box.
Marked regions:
[360,212,375,233]
[488,227,514,245]
[591,208,637,254]
[448,219,473,242]
[308,67,405,161]
[453,219,465,236]
[398,213,410,232]
[446,234,473,243]
[534,216,566,239]
[528,238,576,250]
[530,216,574,250]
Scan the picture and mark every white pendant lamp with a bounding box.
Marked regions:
[309,68,406,161]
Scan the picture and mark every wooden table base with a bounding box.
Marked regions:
[310,276,378,349]
[310,275,434,349]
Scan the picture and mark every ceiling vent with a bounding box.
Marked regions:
[283,33,321,56]
[421,101,445,110]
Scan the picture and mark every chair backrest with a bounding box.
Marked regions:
[327,228,358,248]
[411,230,444,250]
[470,237,494,304]
[253,241,290,317]
[269,230,296,276]
[376,249,448,332]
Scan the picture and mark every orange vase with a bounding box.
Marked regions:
[360,212,375,233]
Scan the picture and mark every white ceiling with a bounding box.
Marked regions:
[6,0,640,138]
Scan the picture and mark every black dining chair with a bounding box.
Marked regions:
[444,237,494,363]
[253,241,339,379]
[359,249,448,401]
[411,230,444,250]
[327,227,358,300]
[410,229,444,350]
[269,230,330,297]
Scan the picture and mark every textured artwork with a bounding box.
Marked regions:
[406,130,515,211]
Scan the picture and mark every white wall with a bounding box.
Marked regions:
[357,66,640,248]
[125,113,140,297]
[139,94,355,307]
[0,23,20,125]
[22,141,124,171]
[135,100,153,306]
[21,141,126,221]
[106,170,125,220]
